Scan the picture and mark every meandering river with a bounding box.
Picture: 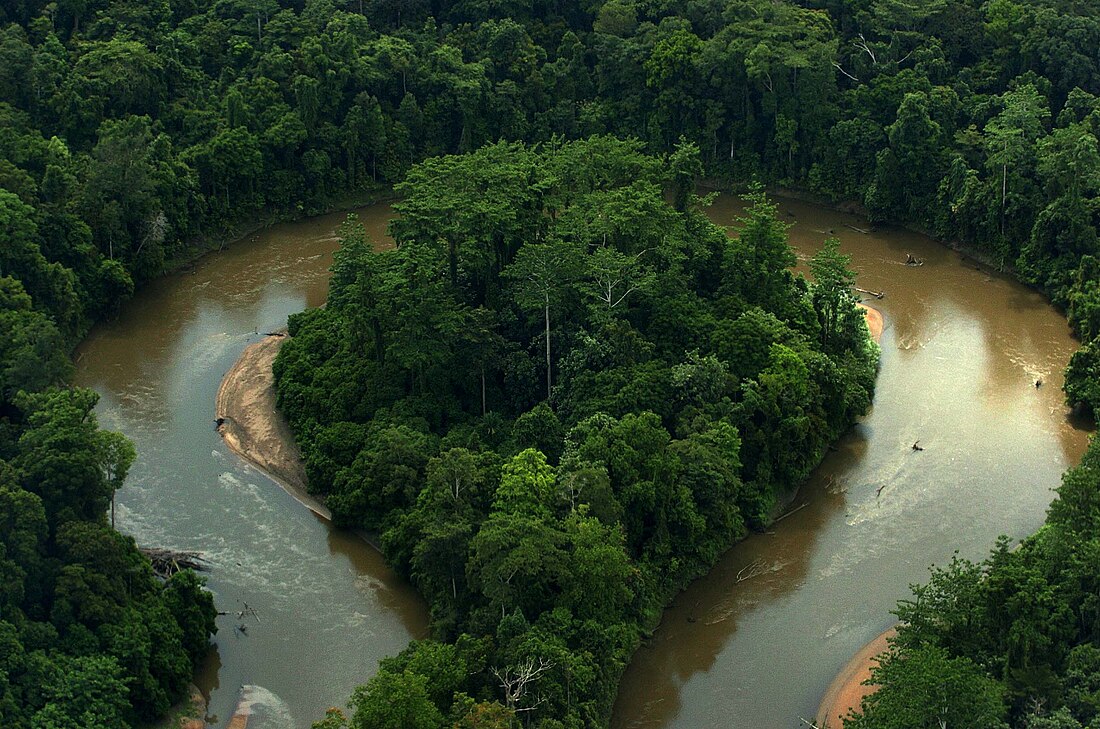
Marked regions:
[73,196,1091,728]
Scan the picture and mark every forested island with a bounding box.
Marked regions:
[0,0,1097,727]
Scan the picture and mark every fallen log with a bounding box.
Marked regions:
[139,547,209,579]
[844,223,871,234]
[854,287,884,299]
[774,501,810,524]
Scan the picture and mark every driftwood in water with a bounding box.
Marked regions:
[912,440,924,451]
[736,558,770,583]
[905,253,924,266]
[854,287,884,299]
[774,501,810,524]
[262,331,285,337]
[845,223,871,234]
[140,547,208,579]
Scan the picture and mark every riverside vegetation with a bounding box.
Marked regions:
[0,0,1097,726]
[273,139,879,727]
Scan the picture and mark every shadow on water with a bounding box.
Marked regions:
[613,427,860,727]
[325,526,430,635]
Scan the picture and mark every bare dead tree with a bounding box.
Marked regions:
[855,34,877,64]
[139,547,208,579]
[135,210,169,259]
[491,657,554,713]
[832,62,859,82]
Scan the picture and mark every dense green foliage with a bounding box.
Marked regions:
[2,0,1099,725]
[0,0,1098,412]
[846,434,1100,729]
[274,139,878,726]
[0,285,217,726]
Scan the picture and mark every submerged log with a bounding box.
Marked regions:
[844,223,871,234]
[139,547,209,579]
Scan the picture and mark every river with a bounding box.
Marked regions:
[74,205,429,728]
[73,196,1091,728]
[613,196,1092,727]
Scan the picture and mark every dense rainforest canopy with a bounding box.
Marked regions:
[0,0,1097,726]
[274,138,879,726]
[0,0,1097,406]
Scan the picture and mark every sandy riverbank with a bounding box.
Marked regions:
[215,333,331,520]
[859,303,884,343]
[815,625,896,728]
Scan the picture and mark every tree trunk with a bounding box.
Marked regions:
[544,299,551,401]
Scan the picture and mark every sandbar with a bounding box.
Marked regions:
[815,625,896,728]
[215,333,331,520]
[859,303,884,343]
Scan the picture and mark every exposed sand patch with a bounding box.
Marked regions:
[859,303,884,343]
[215,333,331,520]
[815,626,896,728]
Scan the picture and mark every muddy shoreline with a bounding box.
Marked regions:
[859,304,884,343]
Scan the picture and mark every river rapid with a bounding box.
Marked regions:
[73,196,1091,728]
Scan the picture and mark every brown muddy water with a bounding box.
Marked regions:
[611,196,1092,728]
[74,196,1091,728]
[73,204,429,729]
